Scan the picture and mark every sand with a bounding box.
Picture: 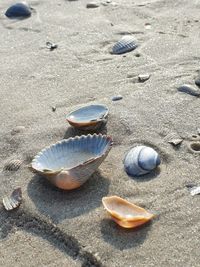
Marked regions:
[0,0,200,266]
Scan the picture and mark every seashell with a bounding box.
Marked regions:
[3,188,22,211]
[177,84,200,97]
[30,134,113,190]
[66,104,109,131]
[102,196,154,228]
[112,35,138,55]
[189,186,200,196]
[111,95,123,101]
[86,2,100,8]
[138,74,150,83]
[123,146,161,177]
[195,77,200,87]
[4,159,23,171]
[5,3,32,19]
[46,42,58,51]
[168,138,183,146]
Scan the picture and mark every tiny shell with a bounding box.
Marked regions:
[177,84,200,97]
[168,138,183,146]
[46,42,58,51]
[111,95,123,101]
[66,104,109,131]
[5,3,31,19]
[189,186,200,196]
[138,74,150,83]
[124,146,161,177]
[86,2,100,8]
[3,188,22,211]
[112,36,137,55]
[30,134,113,190]
[4,159,23,171]
[102,196,154,228]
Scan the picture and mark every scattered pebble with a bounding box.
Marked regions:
[168,138,183,146]
[138,74,150,83]
[177,84,200,97]
[46,42,58,51]
[189,186,200,196]
[3,188,22,211]
[145,23,151,29]
[11,126,25,135]
[52,106,56,112]
[195,77,200,87]
[112,95,123,101]
[4,159,23,171]
[86,2,100,8]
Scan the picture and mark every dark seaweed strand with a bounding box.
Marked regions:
[0,208,104,267]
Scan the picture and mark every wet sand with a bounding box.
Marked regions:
[0,0,200,266]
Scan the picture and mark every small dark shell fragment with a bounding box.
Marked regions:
[195,77,200,87]
[112,36,137,55]
[4,159,22,171]
[46,42,58,51]
[5,3,31,19]
[112,95,123,101]
[177,84,200,97]
[86,2,100,8]
[3,188,22,211]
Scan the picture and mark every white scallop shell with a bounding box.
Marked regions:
[124,146,161,177]
[30,134,113,190]
[112,36,138,55]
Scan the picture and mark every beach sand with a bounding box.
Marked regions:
[0,0,200,266]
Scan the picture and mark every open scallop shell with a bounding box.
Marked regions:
[66,104,109,131]
[3,188,22,211]
[30,134,113,190]
[102,196,154,228]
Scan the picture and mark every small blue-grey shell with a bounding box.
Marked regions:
[124,146,161,177]
[5,3,31,19]
[112,36,137,55]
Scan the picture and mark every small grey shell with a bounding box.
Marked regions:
[4,159,22,171]
[112,95,123,101]
[177,84,200,97]
[5,3,31,19]
[124,146,161,177]
[3,188,22,211]
[112,36,137,55]
[66,104,109,131]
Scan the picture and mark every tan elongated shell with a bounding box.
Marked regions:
[102,196,154,228]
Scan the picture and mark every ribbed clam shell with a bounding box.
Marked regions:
[5,3,32,19]
[112,36,137,55]
[31,134,113,190]
[3,188,22,211]
[124,146,161,177]
[66,104,109,130]
[4,159,23,171]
